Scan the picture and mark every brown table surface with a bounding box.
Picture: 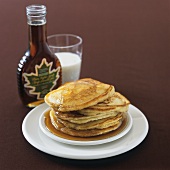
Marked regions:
[0,0,170,169]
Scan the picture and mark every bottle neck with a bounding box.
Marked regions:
[26,5,48,54]
[28,23,47,44]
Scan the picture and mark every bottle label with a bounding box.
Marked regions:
[23,58,60,99]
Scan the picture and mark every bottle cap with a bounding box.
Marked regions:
[26,4,46,17]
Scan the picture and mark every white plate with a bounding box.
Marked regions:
[39,108,133,145]
[22,103,149,160]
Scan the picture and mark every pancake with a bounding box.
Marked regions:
[91,92,130,109]
[44,78,115,112]
[58,113,123,130]
[59,121,122,137]
[79,92,130,116]
[54,109,119,124]
[49,109,123,137]
[44,78,130,138]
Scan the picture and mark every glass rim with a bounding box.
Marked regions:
[47,34,83,49]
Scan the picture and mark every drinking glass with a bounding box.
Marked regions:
[47,34,83,84]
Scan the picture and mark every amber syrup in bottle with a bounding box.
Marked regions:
[17,5,62,108]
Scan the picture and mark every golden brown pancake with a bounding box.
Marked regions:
[44,78,115,112]
[49,109,123,137]
[54,109,119,124]
[44,78,130,138]
[58,114,123,130]
[79,92,130,116]
[60,121,122,137]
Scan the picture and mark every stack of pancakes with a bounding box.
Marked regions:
[45,78,130,137]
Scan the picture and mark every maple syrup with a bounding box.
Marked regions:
[17,5,62,107]
[44,110,128,141]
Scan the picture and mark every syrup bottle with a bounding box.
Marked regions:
[17,5,62,108]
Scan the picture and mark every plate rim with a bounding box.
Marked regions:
[22,103,149,160]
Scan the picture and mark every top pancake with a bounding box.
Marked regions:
[45,78,115,112]
[79,92,130,115]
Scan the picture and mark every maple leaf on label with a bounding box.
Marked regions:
[23,58,60,99]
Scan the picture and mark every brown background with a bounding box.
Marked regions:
[0,0,170,169]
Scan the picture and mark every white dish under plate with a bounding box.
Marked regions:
[39,108,133,145]
[22,103,149,160]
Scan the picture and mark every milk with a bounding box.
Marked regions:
[55,52,81,84]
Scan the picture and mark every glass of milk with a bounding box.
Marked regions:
[47,34,82,84]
